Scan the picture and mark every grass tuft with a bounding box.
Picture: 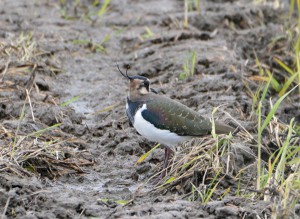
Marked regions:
[0,33,93,179]
[72,34,111,53]
[179,50,197,80]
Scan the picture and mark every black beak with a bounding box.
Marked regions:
[117,64,132,80]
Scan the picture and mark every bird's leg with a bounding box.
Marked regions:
[160,147,174,179]
[152,147,174,185]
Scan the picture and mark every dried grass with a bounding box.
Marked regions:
[0,126,93,179]
[0,33,93,179]
[144,115,299,216]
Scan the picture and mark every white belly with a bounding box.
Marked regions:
[133,104,191,147]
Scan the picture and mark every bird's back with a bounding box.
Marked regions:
[138,93,234,137]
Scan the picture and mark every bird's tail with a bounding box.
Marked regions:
[214,121,237,135]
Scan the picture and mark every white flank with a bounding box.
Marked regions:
[133,104,191,147]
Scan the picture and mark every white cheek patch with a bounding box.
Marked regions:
[139,87,149,95]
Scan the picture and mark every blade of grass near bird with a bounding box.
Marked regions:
[135,143,160,165]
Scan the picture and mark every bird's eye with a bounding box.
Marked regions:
[144,80,149,87]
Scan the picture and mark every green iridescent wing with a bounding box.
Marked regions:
[142,95,226,136]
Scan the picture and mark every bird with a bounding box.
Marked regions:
[118,66,235,179]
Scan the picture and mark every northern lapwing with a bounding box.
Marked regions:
[118,66,235,178]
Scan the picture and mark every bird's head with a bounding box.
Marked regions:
[118,65,150,100]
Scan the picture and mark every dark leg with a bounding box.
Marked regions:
[152,147,174,184]
[160,147,173,179]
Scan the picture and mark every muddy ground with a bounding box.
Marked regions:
[0,0,299,218]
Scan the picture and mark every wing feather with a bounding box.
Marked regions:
[142,95,213,136]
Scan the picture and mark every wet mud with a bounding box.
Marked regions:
[0,0,299,218]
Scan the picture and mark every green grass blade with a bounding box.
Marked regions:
[97,198,131,206]
[60,95,82,107]
[261,85,298,132]
[163,176,176,185]
[135,143,160,165]
[27,123,61,137]
[286,145,300,160]
[274,57,295,75]
[98,0,110,16]
[257,100,262,190]
[92,0,99,7]
[289,0,295,18]
[72,39,91,45]
[297,0,300,29]
[261,76,271,101]
[145,27,154,38]
[191,51,197,76]
[204,169,222,204]
[275,118,294,184]
[279,73,298,96]
[11,97,27,160]
[266,69,281,92]
[255,52,265,75]
[115,199,131,205]
[184,0,188,27]
[296,37,300,94]
[101,34,111,44]
[256,77,271,190]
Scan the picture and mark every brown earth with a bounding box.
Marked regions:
[0,0,299,218]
